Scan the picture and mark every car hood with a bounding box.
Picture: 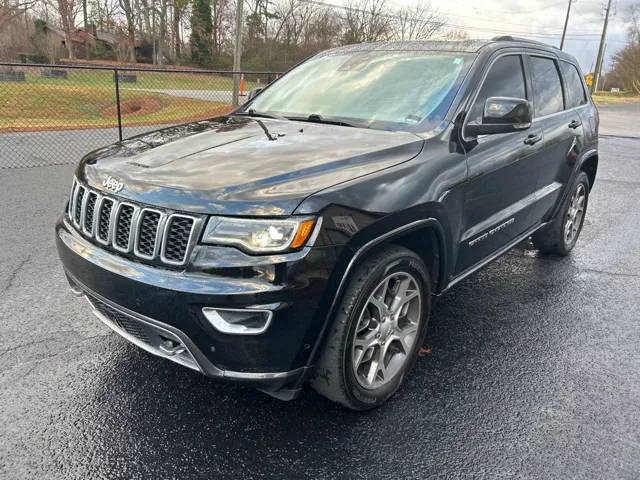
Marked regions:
[78,116,424,216]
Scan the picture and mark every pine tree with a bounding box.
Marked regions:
[190,0,213,66]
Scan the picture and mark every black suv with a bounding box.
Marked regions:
[56,37,598,410]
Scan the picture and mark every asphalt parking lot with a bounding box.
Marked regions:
[1,107,639,479]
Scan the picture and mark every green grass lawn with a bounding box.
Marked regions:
[592,90,640,105]
[0,83,233,131]
[19,68,265,92]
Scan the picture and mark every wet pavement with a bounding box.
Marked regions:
[597,101,640,138]
[1,134,640,479]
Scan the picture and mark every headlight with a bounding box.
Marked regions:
[201,216,317,253]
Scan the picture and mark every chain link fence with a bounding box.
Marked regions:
[0,63,280,169]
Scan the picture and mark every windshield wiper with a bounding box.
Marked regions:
[231,109,286,141]
[291,113,364,128]
[234,109,288,121]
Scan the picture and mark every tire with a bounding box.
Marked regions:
[532,171,590,256]
[310,245,431,410]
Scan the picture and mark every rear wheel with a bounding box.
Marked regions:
[311,245,431,410]
[532,171,590,256]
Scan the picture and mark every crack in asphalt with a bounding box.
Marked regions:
[0,332,111,361]
[0,253,33,296]
[578,268,640,279]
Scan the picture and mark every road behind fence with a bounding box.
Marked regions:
[0,63,280,169]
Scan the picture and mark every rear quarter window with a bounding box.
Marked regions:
[529,56,564,117]
[560,61,588,109]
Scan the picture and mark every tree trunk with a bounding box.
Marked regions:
[140,0,152,35]
[173,5,181,59]
[157,0,167,64]
[127,16,136,62]
[56,0,76,59]
[119,0,137,62]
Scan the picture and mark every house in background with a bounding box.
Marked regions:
[43,23,142,61]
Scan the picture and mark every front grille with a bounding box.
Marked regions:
[74,186,85,224]
[97,198,114,242]
[84,192,97,234]
[114,204,135,250]
[67,180,198,266]
[136,210,161,258]
[164,216,195,264]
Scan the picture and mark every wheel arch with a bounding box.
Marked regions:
[304,214,451,374]
[580,153,598,191]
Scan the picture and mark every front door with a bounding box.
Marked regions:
[455,53,544,274]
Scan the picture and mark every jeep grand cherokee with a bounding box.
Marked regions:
[56,37,599,410]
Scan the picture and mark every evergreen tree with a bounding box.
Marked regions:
[190,0,213,66]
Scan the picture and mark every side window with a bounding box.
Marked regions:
[530,56,564,117]
[560,61,587,109]
[467,55,527,125]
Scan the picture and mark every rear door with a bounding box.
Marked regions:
[455,53,544,274]
[525,54,582,222]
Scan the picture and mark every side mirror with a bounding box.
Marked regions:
[466,97,532,136]
[247,88,263,101]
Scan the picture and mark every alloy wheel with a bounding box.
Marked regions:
[351,272,422,389]
[564,183,586,246]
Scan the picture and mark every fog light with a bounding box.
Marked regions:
[202,308,273,335]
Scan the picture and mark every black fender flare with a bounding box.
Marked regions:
[303,214,450,375]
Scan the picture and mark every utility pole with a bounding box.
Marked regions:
[232,0,244,107]
[82,0,88,30]
[560,0,572,50]
[591,0,612,94]
[595,43,607,92]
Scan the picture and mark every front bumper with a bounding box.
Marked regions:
[56,216,340,399]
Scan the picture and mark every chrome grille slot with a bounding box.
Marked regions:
[66,181,199,266]
[114,203,136,251]
[135,209,162,259]
[97,198,114,244]
[74,186,85,225]
[83,192,98,235]
[162,215,195,265]
[68,180,76,217]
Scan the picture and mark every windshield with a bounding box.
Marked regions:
[245,50,475,131]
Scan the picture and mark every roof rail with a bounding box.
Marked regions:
[491,35,559,50]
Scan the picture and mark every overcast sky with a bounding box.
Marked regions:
[336,0,636,73]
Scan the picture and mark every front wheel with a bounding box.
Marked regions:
[532,171,590,256]
[311,245,431,410]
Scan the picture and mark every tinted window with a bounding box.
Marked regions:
[468,55,526,125]
[560,61,587,109]
[530,56,564,117]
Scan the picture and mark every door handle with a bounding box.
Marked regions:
[524,134,542,145]
[568,120,582,129]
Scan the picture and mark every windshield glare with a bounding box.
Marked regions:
[247,50,474,131]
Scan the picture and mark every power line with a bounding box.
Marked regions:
[444,0,602,15]
[300,0,603,38]
[434,9,600,34]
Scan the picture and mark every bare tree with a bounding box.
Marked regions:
[0,0,38,29]
[630,3,640,44]
[88,0,119,30]
[117,0,136,61]
[394,1,443,41]
[56,0,76,58]
[341,0,392,45]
